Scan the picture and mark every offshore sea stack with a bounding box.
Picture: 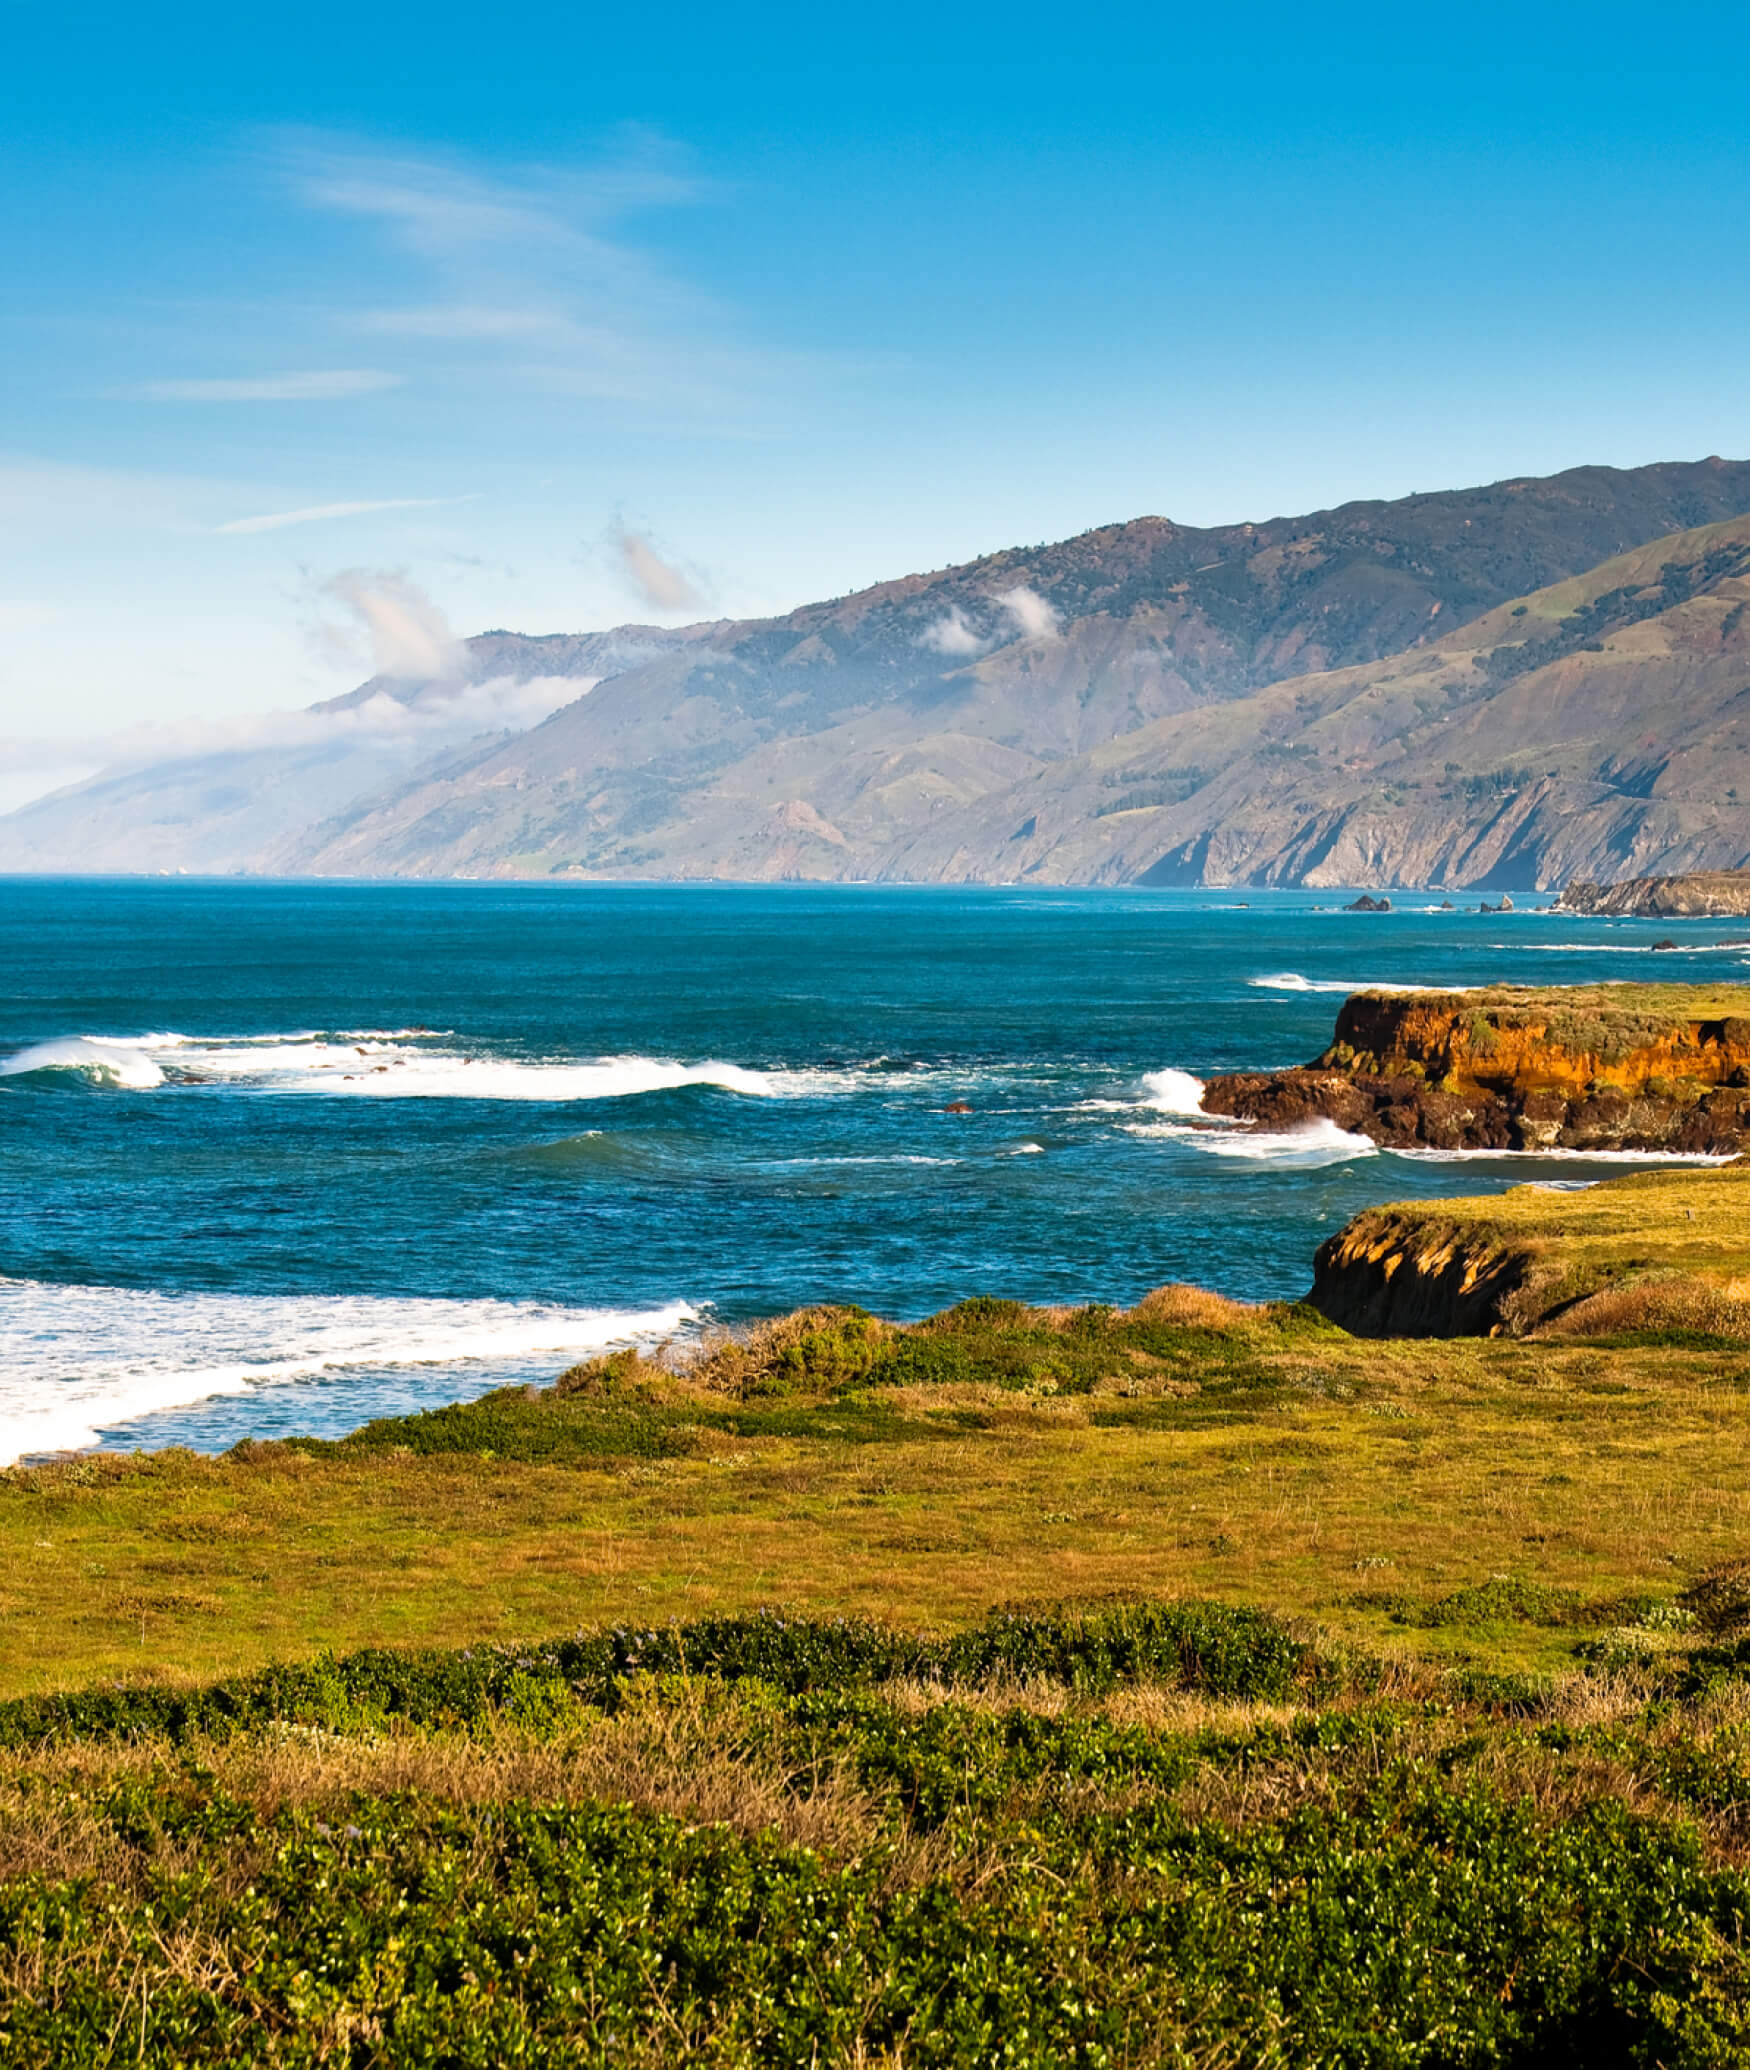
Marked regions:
[1201,985,1750,1154]
[1557,870,1750,918]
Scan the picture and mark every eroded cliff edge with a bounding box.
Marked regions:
[1310,1163,1750,1338]
[1202,984,1750,1153]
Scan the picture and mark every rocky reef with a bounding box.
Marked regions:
[1201,984,1750,1153]
[1557,870,1750,917]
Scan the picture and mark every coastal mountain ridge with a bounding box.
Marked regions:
[8,456,1750,885]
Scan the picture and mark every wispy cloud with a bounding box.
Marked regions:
[918,606,988,657]
[314,568,462,680]
[125,370,400,403]
[217,496,463,536]
[610,522,709,613]
[274,131,824,420]
[999,584,1061,641]
[0,674,592,791]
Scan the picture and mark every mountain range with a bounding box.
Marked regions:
[9,455,1750,888]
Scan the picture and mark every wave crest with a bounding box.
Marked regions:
[1,1031,828,1102]
[1141,1067,1208,1115]
[1186,1117,1379,1167]
[0,1281,697,1466]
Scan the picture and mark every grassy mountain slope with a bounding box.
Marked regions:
[271,457,1750,882]
[952,514,1750,890]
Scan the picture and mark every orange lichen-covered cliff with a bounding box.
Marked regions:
[1201,985,1750,1152]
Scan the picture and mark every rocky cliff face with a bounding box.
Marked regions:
[1310,1211,1539,1335]
[1558,871,1750,917]
[1202,986,1750,1152]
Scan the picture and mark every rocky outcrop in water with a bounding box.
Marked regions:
[1557,870,1750,917]
[1201,985,1750,1153]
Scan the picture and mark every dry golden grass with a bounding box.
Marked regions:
[1398,1161,1750,1274]
[8,1306,1750,1699]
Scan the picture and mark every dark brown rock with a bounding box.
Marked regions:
[1201,983,1750,1155]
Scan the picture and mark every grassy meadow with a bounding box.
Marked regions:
[11,1170,1750,2059]
[8,1280,1750,1695]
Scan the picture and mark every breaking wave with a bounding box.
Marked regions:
[1247,974,1477,995]
[0,1035,180,1088]
[0,1030,837,1102]
[0,1280,696,1467]
[1183,1118,1379,1167]
[1141,1068,1209,1115]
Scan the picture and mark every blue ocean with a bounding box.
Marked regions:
[3,878,1741,1462]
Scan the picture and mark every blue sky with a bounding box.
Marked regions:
[3,0,1748,796]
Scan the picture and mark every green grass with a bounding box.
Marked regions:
[11,1277,1750,1697]
[1361,982,1750,1020]
[1322,1163,1750,1336]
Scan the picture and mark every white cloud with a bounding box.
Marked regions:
[218,497,460,536]
[611,524,709,613]
[0,675,592,790]
[126,370,400,403]
[999,584,1060,641]
[285,134,826,420]
[918,606,988,657]
[318,569,461,679]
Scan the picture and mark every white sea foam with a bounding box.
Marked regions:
[1248,974,1477,995]
[1141,1067,1209,1115]
[1119,1114,1378,1165]
[1185,1117,1379,1167]
[1392,1146,1736,1166]
[0,1279,697,1466]
[0,1030,834,1102]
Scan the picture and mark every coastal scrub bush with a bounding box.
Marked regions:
[7,1677,1750,2062]
[248,1290,1302,1462]
[313,1388,686,1464]
[0,1603,1331,1750]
